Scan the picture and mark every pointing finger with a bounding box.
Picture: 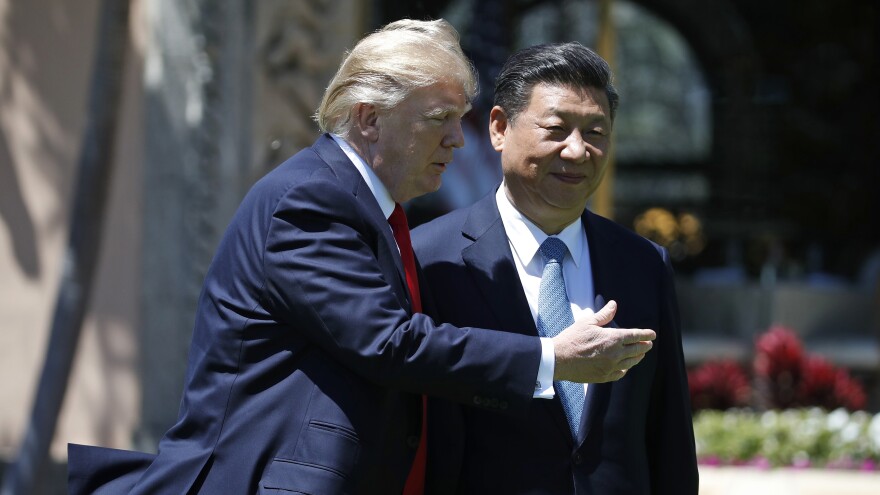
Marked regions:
[622,329,656,343]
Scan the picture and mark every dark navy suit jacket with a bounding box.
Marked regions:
[67,135,543,495]
[412,192,699,495]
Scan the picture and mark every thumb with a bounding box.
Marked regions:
[590,300,617,327]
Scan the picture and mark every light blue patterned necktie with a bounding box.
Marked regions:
[537,237,584,439]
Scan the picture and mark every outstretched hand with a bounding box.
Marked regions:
[552,300,656,383]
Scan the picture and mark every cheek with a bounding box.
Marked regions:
[590,139,610,157]
[411,125,439,144]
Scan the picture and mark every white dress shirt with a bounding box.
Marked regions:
[330,135,555,399]
[496,184,596,398]
[331,134,395,219]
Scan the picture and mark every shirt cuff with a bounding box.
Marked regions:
[533,337,556,399]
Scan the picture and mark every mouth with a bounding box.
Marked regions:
[431,162,448,172]
[551,172,586,184]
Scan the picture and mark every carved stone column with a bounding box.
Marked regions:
[251,0,364,181]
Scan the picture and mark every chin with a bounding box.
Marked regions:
[425,179,443,194]
[549,191,590,208]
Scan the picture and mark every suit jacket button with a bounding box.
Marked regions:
[473,396,482,406]
[572,452,583,465]
[499,401,508,410]
[407,435,420,448]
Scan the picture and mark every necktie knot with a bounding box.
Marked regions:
[539,237,568,265]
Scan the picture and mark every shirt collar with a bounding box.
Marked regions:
[495,183,584,268]
[331,134,396,220]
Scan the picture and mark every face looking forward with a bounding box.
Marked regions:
[361,79,469,204]
[491,83,612,234]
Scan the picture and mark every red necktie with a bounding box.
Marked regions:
[388,203,427,495]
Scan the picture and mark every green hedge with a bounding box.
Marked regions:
[694,408,880,470]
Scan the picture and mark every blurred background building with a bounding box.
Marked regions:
[0,0,877,492]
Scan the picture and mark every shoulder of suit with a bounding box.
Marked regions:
[253,146,331,184]
[412,204,472,238]
[237,153,359,228]
[411,204,475,260]
[586,210,668,263]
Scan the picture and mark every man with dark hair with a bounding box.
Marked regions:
[414,42,698,494]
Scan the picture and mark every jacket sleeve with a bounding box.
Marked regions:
[647,247,700,494]
[261,175,542,415]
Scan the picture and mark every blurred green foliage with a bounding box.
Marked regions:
[694,408,880,470]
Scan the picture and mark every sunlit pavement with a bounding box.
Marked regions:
[699,466,880,495]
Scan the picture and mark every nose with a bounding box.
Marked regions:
[559,130,588,163]
[442,119,465,149]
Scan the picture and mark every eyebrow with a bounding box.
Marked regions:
[545,108,610,127]
[424,102,472,118]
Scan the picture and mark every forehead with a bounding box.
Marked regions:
[523,83,610,118]
[400,79,469,113]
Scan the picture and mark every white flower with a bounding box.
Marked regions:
[761,410,778,428]
[827,408,850,431]
[841,422,861,444]
[801,416,822,438]
[868,413,880,451]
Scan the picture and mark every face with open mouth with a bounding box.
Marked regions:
[491,82,612,234]
[369,79,469,204]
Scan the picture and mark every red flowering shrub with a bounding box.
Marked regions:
[753,326,805,408]
[797,355,866,411]
[689,325,867,412]
[689,360,751,410]
[754,326,804,379]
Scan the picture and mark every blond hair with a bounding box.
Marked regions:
[315,19,478,135]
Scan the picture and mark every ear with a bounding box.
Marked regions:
[488,106,508,152]
[354,103,380,142]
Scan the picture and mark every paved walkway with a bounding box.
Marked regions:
[700,466,880,495]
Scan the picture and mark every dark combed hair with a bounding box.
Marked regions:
[493,42,619,122]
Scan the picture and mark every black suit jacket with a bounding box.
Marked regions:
[68,135,543,494]
[413,191,699,495]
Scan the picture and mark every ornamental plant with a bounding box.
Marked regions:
[753,325,805,408]
[795,355,867,411]
[688,325,867,412]
[753,326,866,411]
[693,408,880,469]
[689,326,873,470]
[689,360,751,410]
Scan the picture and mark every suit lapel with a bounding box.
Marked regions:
[577,210,622,446]
[462,193,574,442]
[460,193,536,336]
[311,134,411,312]
[582,210,623,308]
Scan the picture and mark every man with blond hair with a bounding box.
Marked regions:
[68,20,655,495]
